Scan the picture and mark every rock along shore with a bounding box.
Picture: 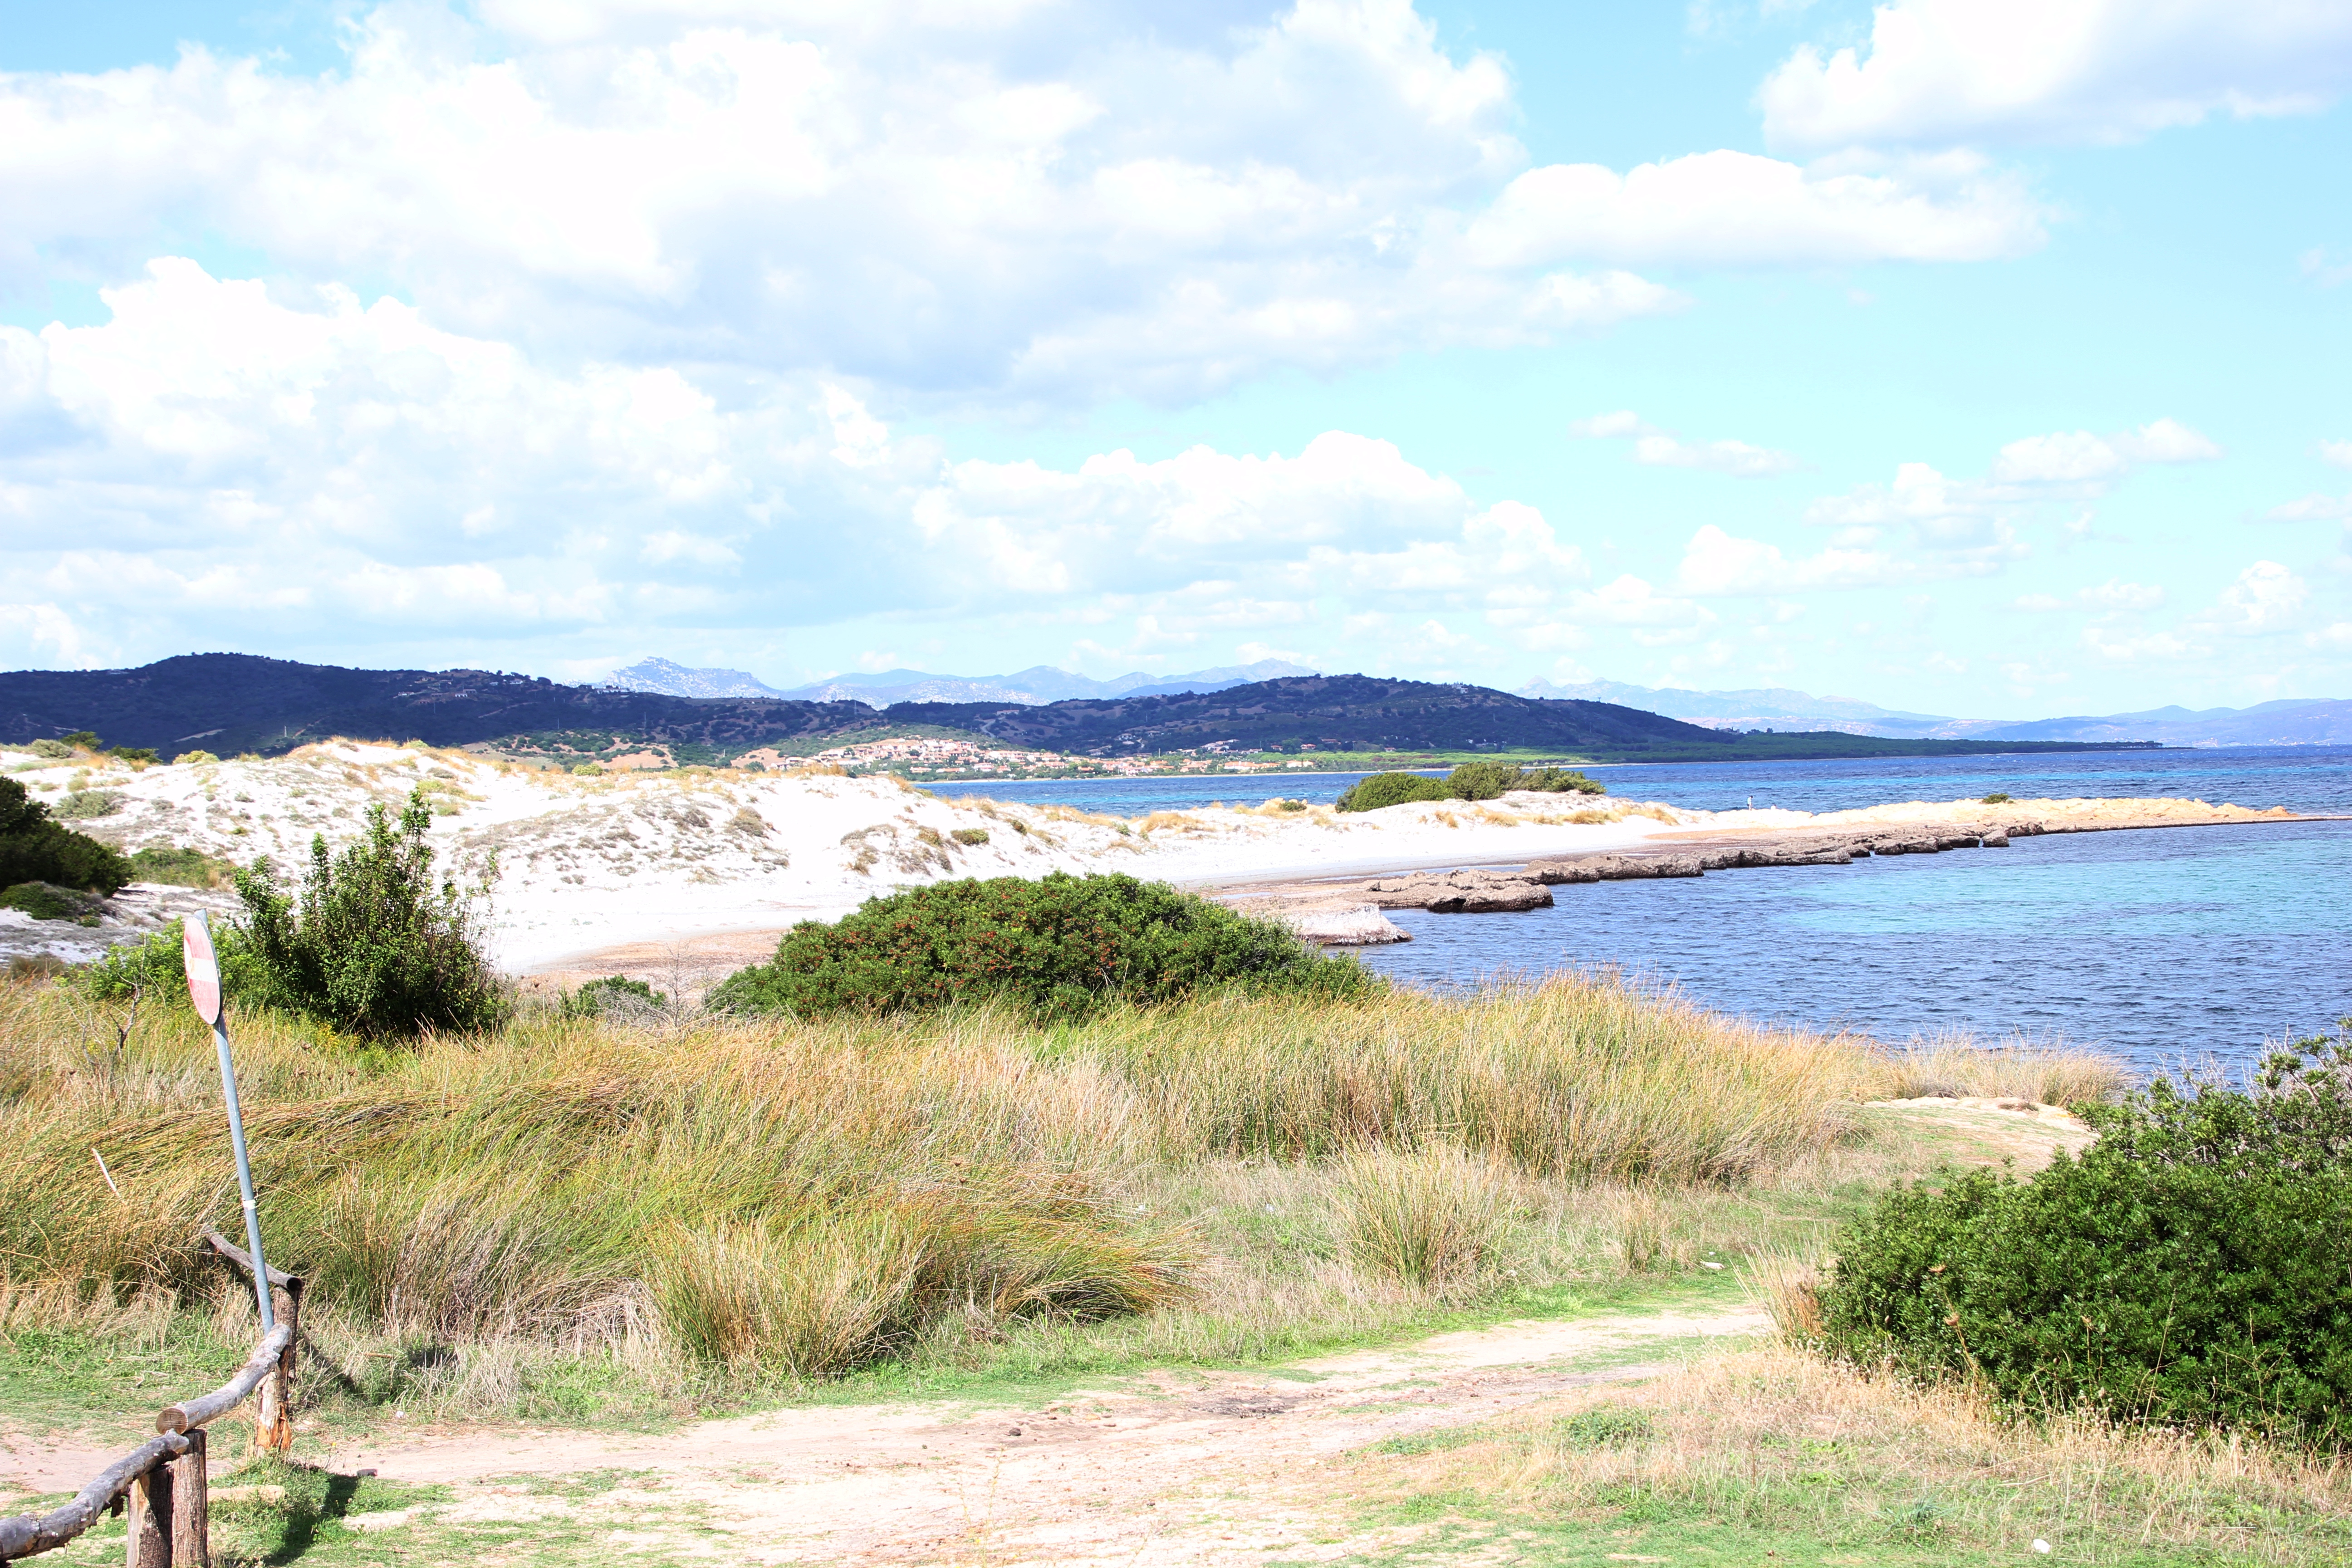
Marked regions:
[1224,796,2320,945]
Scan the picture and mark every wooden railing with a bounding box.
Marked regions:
[0,1236,304,1565]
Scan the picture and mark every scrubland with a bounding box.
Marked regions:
[1,972,2111,1423]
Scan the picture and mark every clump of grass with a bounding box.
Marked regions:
[1877,1034,2125,1106]
[0,971,2122,1415]
[1331,1145,1509,1288]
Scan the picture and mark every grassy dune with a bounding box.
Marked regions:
[0,973,2119,1425]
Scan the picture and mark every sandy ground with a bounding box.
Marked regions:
[3,741,2310,980]
[0,1305,1767,1565]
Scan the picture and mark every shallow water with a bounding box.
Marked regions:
[933,748,2352,1074]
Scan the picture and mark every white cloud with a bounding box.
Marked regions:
[1992,419,2220,484]
[2018,579,2166,613]
[0,257,1622,664]
[1673,523,1920,596]
[0,1,1694,407]
[2319,439,2352,469]
[2268,491,2352,521]
[1813,419,2216,554]
[1464,148,2043,266]
[2191,560,2309,637]
[1573,411,1800,478]
[1760,0,2352,151]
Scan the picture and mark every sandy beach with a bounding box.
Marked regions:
[1,741,2311,982]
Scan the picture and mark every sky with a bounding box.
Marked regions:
[1,0,2349,718]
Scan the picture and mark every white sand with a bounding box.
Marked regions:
[6,741,2300,975]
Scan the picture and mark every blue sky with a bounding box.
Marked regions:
[2,1,2347,718]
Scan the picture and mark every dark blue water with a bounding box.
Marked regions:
[933,749,2352,1072]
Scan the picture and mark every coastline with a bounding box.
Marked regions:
[2,739,2329,980]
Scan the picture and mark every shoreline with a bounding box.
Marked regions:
[2,739,2335,979]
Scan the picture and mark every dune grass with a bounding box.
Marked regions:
[0,971,2118,1432]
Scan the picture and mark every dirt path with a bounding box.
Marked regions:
[296,1303,1765,1564]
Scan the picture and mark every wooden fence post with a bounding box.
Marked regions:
[167,1427,208,1568]
[255,1279,299,1456]
[124,1460,172,1567]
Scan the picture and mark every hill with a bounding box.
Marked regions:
[0,653,870,763]
[882,675,2150,761]
[2,656,2159,765]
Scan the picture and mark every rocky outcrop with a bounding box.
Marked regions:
[1277,902,1413,945]
[1360,869,1554,912]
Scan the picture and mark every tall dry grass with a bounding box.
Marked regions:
[0,970,2117,1400]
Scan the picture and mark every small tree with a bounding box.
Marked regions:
[0,776,132,893]
[235,790,506,1038]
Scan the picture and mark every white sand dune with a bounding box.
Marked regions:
[5,740,2303,975]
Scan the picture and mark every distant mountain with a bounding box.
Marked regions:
[1521,681,2352,746]
[607,657,788,699]
[768,658,1320,706]
[1519,680,1955,738]
[1959,700,2352,747]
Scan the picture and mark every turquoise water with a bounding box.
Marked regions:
[933,748,2352,1073]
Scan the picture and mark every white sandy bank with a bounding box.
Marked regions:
[6,742,2302,973]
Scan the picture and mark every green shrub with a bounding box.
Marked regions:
[233,790,507,1038]
[111,748,157,765]
[127,843,237,888]
[74,918,268,1004]
[1981,792,2013,804]
[0,777,131,894]
[27,739,72,760]
[59,731,99,750]
[1820,1028,2352,1444]
[1335,763,1606,812]
[710,872,1378,1024]
[1334,772,1452,811]
[173,750,220,766]
[1,882,102,922]
[558,974,666,1019]
[951,827,990,845]
[54,789,123,820]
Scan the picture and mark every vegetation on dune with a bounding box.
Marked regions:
[76,788,504,1039]
[1335,761,1605,813]
[710,872,1377,1023]
[1822,1026,2352,1446]
[0,774,132,894]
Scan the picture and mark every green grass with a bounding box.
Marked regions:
[1288,1347,2352,1568]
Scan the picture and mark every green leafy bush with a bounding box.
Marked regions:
[27,739,72,760]
[951,827,990,845]
[1820,1029,2352,1444]
[1335,763,1607,812]
[173,750,220,766]
[558,974,666,1019]
[75,918,268,1004]
[1981,792,2013,804]
[127,843,237,888]
[1,882,103,922]
[54,789,123,820]
[0,776,132,894]
[711,872,1378,1023]
[233,790,507,1038]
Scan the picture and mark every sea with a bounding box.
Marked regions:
[931,747,2352,1077]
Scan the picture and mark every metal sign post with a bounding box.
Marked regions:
[182,914,274,1332]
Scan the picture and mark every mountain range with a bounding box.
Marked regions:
[1520,680,2352,746]
[609,656,1318,706]
[0,655,2138,764]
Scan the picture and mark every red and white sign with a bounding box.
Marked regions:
[183,912,224,1026]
